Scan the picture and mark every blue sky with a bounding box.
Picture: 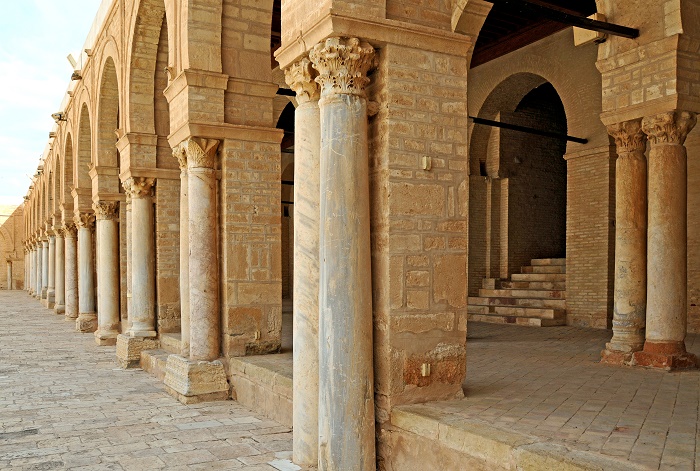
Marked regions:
[0,0,101,206]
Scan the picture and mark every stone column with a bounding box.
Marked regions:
[41,238,48,300]
[75,212,97,332]
[309,37,376,471]
[6,260,12,290]
[285,57,321,467]
[633,111,698,369]
[35,241,42,298]
[54,229,66,314]
[64,224,79,320]
[175,149,191,357]
[94,201,121,346]
[126,178,156,337]
[601,119,647,364]
[116,178,158,369]
[29,245,35,295]
[163,138,228,404]
[47,234,56,307]
[125,194,132,329]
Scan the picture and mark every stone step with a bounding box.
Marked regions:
[511,273,567,282]
[521,265,566,274]
[498,280,566,290]
[160,332,181,355]
[140,349,170,382]
[478,288,566,300]
[530,258,566,266]
[467,304,565,320]
[468,296,566,309]
[468,313,566,327]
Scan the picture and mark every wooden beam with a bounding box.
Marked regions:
[470,116,588,144]
[482,0,639,39]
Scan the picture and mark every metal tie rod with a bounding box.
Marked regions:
[470,116,588,144]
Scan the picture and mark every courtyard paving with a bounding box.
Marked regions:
[421,321,700,470]
[0,290,294,471]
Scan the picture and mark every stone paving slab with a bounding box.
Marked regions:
[0,291,297,471]
[422,322,700,470]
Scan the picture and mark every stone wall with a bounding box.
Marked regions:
[155,178,181,332]
[0,206,25,290]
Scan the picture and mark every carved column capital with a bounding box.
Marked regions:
[63,223,78,238]
[309,37,376,98]
[284,56,320,104]
[642,111,697,145]
[181,138,220,169]
[608,119,647,158]
[123,177,155,199]
[93,201,120,221]
[74,212,95,229]
[173,145,188,172]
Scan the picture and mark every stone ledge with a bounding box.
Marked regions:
[116,334,160,369]
[388,405,647,471]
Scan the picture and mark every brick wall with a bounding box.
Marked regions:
[0,206,25,290]
[155,178,181,333]
[220,137,282,357]
[369,43,469,423]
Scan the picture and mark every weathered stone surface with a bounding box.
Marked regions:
[116,334,159,369]
[163,354,229,404]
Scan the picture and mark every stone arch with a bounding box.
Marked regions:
[48,162,57,219]
[76,103,92,190]
[63,133,74,207]
[96,56,120,169]
[126,0,169,135]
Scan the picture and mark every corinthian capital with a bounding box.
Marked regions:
[607,119,646,157]
[284,57,319,104]
[642,111,697,145]
[173,145,187,171]
[181,138,220,169]
[63,223,78,238]
[123,177,155,199]
[309,37,376,98]
[93,201,120,221]
[74,212,95,229]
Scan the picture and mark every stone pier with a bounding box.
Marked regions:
[54,229,65,314]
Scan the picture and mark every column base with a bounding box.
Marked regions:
[75,313,97,333]
[163,355,229,405]
[116,334,160,368]
[631,341,698,371]
[64,311,79,321]
[600,349,634,366]
[41,288,47,299]
[54,304,65,315]
[94,329,120,346]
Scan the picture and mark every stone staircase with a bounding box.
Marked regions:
[140,333,182,380]
[467,258,567,326]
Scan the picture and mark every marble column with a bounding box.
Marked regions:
[54,230,66,314]
[75,212,97,332]
[6,261,12,290]
[601,119,647,364]
[94,201,121,345]
[633,111,698,369]
[64,224,79,320]
[125,177,156,337]
[309,37,376,471]
[35,242,42,298]
[125,194,132,329]
[186,138,220,361]
[41,238,48,300]
[285,57,321,467]
[175,149,191,357]
[29,246,34,295]
[47,234,56,306]
[163,138,228,404]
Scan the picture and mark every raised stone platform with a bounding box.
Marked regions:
[229,353,293,428]
[386,405,645,471]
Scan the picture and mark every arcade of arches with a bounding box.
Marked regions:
[8,0,700,468]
